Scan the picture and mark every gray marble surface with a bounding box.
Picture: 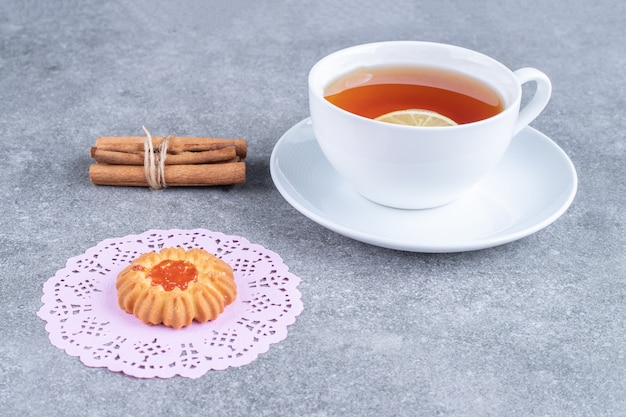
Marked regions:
[1,0,624,416]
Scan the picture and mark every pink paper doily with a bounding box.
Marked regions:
[37,229,303,379]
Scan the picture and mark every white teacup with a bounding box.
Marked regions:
[308,41,551,209]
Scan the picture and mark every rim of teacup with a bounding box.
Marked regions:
[308,40,522,130]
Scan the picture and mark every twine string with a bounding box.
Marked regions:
[142,125,170,190]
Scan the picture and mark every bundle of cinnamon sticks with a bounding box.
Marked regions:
[89,134,247,188]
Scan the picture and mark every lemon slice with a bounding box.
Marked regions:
[374,109,457,127]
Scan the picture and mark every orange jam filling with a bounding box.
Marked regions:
[148,260,198,291]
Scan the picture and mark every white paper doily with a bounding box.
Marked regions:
[37,229,303,379]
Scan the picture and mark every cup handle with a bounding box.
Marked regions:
[513,67,552,135]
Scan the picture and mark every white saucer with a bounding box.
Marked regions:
[270,118,577,253]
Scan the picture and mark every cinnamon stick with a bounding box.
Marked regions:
[95,136,247,159]
[89,162,245,187]
[90,147,239,165]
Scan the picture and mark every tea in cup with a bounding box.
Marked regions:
[308,41,552,209]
